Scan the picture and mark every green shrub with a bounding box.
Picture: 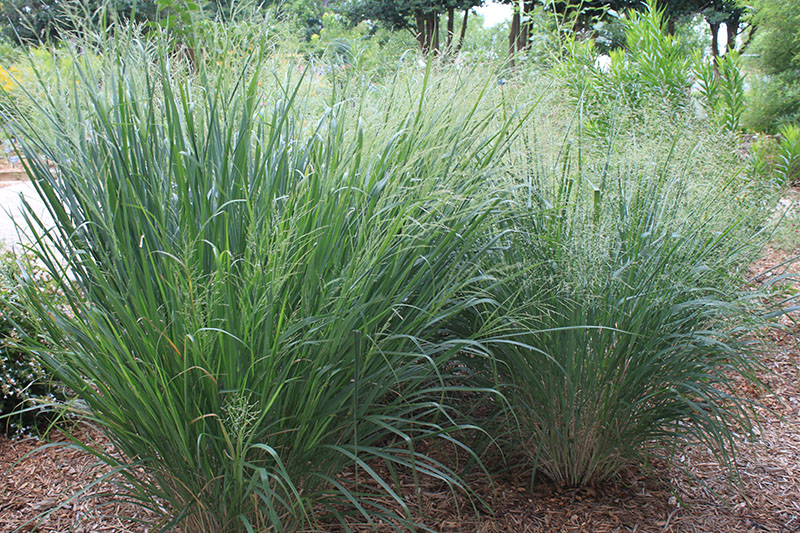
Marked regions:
[558,1,693,139]
[303,12,417,76]
[694,51,746,133]
[0,252,64,436]
[620,2,691,106]
[7,33,518,531]
[0,0,159,45]
[0,37,21,64]
[744,133,780,186]
[777,124,800,185]
[741,0,800,133]
[743,73,800,134]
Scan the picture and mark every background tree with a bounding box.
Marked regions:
[498,0,534,64]
[0,0,158,44]
[740,0,800,131]
[660,0,694,34]
[695,0,744,57]
[501,1,645,66]
[0,0,326,45]
[339,0,482,55]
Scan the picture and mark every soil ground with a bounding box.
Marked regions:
[1,178,799,532]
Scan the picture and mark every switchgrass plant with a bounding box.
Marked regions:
[4,33,520,531]
[0,8,779,526]
[468,101,772,487]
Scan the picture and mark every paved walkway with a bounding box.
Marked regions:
[0,180,53,250]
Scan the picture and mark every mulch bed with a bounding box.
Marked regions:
[0,158,28,184]
[2,200,800,532]
[1,425,157,532]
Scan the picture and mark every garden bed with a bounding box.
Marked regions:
[0,171,27,183]
[2,239,798,533]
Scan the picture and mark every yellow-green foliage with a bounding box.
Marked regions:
[0,46,100,121]
[0,64,23,110]
[0,65,21,91]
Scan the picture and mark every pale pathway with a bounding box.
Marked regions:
[0,180,53,250]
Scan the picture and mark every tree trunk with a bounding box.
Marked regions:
[418,12,437,55]
[667,17,675,35]
[709,21,720,78]
[415,11,427,53]
[726,14,740,52]
[516,2,527,54]
[509,4,520,68]
[446,7,455,50]
[455,9,469,55]
[521,1,535,51]
[710,21,720,58]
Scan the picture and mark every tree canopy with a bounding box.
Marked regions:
[0,0,324,44]
[741,0,800,130]
[0,0,158,43]
[338,0,483,54]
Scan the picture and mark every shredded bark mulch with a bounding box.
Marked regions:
[1,425,157,532]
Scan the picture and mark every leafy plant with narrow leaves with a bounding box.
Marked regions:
[693,51,746,133]
[462,108,769,487]
[777,123,800,185]
[7,35,516,531]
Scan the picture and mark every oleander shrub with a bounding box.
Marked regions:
[558,0,693,131]
[777,124,800,185]
[694,51,746,133]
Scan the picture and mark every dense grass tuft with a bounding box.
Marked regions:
[468,105,770,487]
[2,12,779,529]
[7,38,518,531]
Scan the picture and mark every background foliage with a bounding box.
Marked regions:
[0,252,66,436]
[740,0,800,132]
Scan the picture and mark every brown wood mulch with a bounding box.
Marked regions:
[0,158,28,184]
[1,425,158,532]
[2,211,800,533]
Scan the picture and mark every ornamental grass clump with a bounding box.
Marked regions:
[471,111,771,487]
[6,36,514,531]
